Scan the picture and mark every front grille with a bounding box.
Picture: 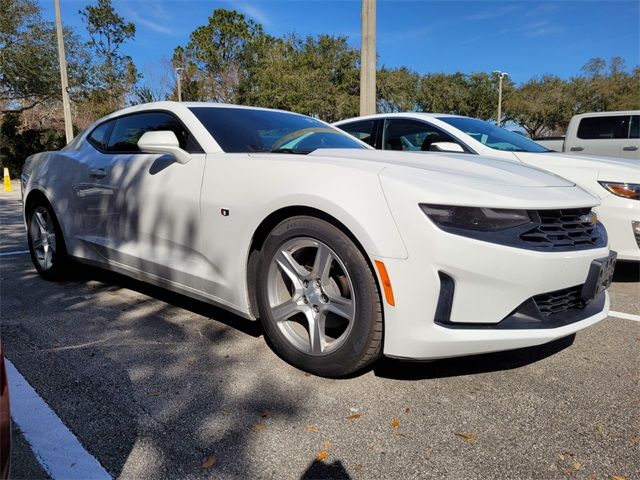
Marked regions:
[520,208,602,249]
[534,285,584,315]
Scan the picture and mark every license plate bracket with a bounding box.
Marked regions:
[581,252,617,302]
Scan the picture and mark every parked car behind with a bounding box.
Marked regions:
[335,113,640,262]
[23,102,616,377]
[535,111,639,159]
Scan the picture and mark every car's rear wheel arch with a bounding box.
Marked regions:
[246,206,382,321]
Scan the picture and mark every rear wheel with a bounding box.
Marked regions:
[26,201,72,280]
[256,216,383,377]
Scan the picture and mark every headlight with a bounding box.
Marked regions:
[420,204,531,231]
[598,181,640,200]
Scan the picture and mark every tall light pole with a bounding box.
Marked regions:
[175,67,184,102]
[493,70,508,127]
[54,0,73,143]
[360,0,376,116]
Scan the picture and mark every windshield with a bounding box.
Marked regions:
[190,107,366,154]
[438,116,551,153]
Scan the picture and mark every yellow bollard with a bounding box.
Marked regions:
[3,167,12,192]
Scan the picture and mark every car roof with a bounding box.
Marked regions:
[571,110,640,119]
[334,112,465,124]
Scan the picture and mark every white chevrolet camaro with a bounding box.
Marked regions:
[335,113,640,262]
[22,102,617,377]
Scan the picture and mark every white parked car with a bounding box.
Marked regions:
[335,113,640,262]
[535,111,639,159]
[22,102,616,377]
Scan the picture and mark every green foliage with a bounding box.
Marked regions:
[0,0,90,111]
[0,112,66,176]
[173,9,264,103]
[377,67,420,112]
[238,34,360,122]
[79,0,139,115]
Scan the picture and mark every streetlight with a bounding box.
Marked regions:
[492,70,508,127]
[175,67,184,102]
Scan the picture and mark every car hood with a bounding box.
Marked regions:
[309,149,574,187]
[513,151,640,183]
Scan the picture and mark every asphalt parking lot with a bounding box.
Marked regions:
[1,184,638,480]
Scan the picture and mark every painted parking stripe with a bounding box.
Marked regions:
[0,250,29,257]
[6,360,112,480]
[609,311,640,322]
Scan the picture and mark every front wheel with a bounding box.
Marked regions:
[26,201,72,280]
[256,216,383,377]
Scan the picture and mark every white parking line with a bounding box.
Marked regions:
[0,250,29,257]
[609,311,640,322]
[6,360,112,480]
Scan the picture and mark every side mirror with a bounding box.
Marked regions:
[137,131,192,164]
[429,142,465,153]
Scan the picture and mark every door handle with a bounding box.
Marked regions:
[88,168,106,179]
[570,146,584,152]
[622,146,638,151]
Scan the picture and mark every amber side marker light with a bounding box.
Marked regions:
[374,260,395,306]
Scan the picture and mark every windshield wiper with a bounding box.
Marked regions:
[269,148,310,155]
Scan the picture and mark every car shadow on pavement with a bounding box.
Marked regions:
[613,261,640,283]
[72,264,263,339]
[371,334,576,381]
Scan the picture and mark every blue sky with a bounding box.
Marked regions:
[41,0,639,85]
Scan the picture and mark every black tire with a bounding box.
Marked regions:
[256,216,383,377]
[26,199,72,280]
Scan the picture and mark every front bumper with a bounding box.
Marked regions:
[596,195,640,261]
[376,221,611,360]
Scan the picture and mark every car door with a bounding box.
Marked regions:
[621,115,640,159]
[382,118,465,152]
[97,111,208,289]
[570,115,630,157]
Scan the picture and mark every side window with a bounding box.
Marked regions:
[107,112,202,153]
[576,116,629,140]
[338,120,376,147]
[383,119,460,151]
[87,120,115,151]
[629,116,639,139]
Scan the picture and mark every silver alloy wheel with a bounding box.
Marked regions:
[267,237,356,356]
[30,206,57,271]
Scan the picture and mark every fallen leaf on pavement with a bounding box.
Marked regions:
[346,413,362,421]
[304,372,312,377]
[201,456,216,469]
[405,407,411,414]
[260,410,269,418]
[456,432,477,443]
[324,440,332,450]
[392,418,400,429]
[629,436,638,444]
[148,391,160,397]
[611,476,627,480]
[354,464,363,472]
[254,422,266,430]
[573,462,582,470]
[316,450,328,461]
[306,426,318,433]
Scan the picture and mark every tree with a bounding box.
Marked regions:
[238,34,360,122]
[377,67,419,113]
[505,75,570,137]
[172,9,264,103]
[0,0,90,113]
[79,0,138,116]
